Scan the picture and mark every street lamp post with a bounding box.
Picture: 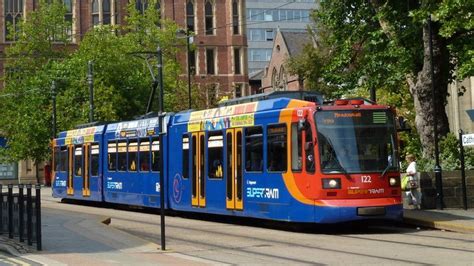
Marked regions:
[87,61,94,123]
[157,46,166,250]
[428,15,443,209]
[51,80,57,139]
[177,29,193,109]
[186,32,192,109]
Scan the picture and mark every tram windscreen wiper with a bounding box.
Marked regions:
[381,164,395,178]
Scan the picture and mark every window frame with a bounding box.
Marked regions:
[182,134,190,179]
[207,131,224,180]
[90,142,100,177]
[266,123,288,173]
[128,139,138,172]
[244,126,263,173]
[204,0,214,35]
[139,137,151,172]
[117,140,127,172]
[107,140,117,172]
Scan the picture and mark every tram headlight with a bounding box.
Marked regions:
[389,177,398,187]
[322,178,341,189]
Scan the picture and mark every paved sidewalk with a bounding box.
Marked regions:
[1,200,473,264]
[403,208,474,233]
[1,207,212,265]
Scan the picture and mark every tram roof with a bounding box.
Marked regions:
[172,97,315,125]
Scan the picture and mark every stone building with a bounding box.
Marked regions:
[246,0,316,93]
[261,30,312,93]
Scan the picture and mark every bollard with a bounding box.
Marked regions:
[19,184,24,242]
[26,184,32,246]
[35,184,42,251]
[8,184,13,239]
[0,184,3,235]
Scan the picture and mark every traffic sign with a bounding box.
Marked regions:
[462,133,474,147]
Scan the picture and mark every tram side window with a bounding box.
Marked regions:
[54,146,61,172]
[60,146,68,172]
[208,132,223,179]
[74,145,83,176]
[267,124,287,172]
[151,138,160,172]
[128,140,138,172]
[245,126,263,172]
[291,123,302,172]
[108,142,117,171]
[117,141,127,171]
[182,136,189,179]
[91,144,100,176]
[305,126,315,173]
[139,139,150,172]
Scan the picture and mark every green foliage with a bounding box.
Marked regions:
[0,0,189,163]
[416,133,474,171]
[0,0,71,163]
[289,0,473,159]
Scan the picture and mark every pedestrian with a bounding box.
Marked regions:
[404,154,421,209]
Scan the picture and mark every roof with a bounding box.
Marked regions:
[280,31,312,57]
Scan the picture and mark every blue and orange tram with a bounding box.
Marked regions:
[52,92,403,223]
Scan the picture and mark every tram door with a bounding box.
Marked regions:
[226,129,243,210]
[67,145,74,195]
[191,132,206,207]
[82,143,91,197]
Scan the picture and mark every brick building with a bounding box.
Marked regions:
[0,0,248,184]
[0,0,249,99]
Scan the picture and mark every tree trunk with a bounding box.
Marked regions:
[408,22,450,158]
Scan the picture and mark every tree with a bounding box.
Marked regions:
[0,1,71,175]
[0,0,190,168]
[292,0,473,158]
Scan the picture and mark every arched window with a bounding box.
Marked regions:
[232,0,239,35]
[4,0,23,41]
[205,0,214,35]
[186,0,195,32]
[271,67,278,90]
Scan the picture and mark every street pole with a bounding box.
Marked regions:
[370,86,376,102]
[428,15,443,209]
[51,80,57,139]
[88,60,94,123]
[187,32,192,109]
[157,46,166,251]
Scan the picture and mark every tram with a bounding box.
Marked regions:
[52,92,403,223]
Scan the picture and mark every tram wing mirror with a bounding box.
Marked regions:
[396,116,411,132]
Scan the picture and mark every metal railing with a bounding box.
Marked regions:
[0,184,42,251]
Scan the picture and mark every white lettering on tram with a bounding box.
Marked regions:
[246,187,279,199]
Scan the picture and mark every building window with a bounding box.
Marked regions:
[247,29,274,42]
[206,48,215,75]
[232,0,239,35]
[91,0,119,26]
[205,0,214,35]
[4,0,24,41]
[249,48,272,62]
[135,0,160,15]
[186,0,195,32]
[234,48,241,75]
[64,0,73,39]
